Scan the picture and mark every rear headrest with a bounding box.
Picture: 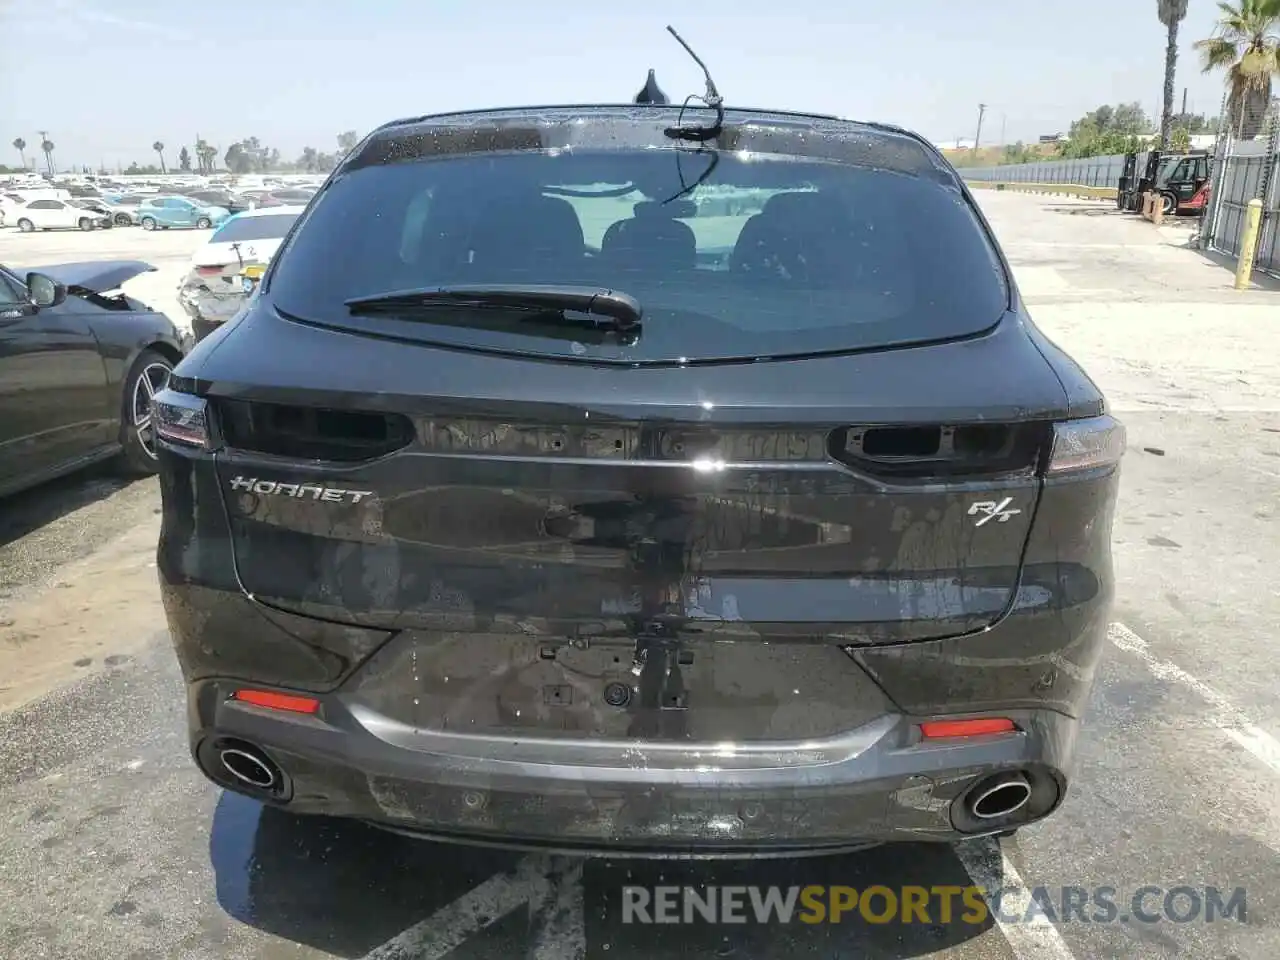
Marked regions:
[761,191,827,220]
[730,191,861,283]
[464,194,584,272]
[601,213,696,272]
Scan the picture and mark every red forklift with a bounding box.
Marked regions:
[1158,152,1212,215]
[1118,149,1211,216]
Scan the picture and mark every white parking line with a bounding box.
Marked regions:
[1108,622,1280,776]
[529,860,586,959]
[359,856,587,960]
[359,856,554,960]
[955,839,1077,960]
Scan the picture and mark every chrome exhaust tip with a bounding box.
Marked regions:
[218,746,278,790]
[968,773,1032,820]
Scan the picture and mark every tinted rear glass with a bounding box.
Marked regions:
[211,213,300,243]
[268,136,1008,363]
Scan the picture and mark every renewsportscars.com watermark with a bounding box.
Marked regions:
[621,885,1248,926]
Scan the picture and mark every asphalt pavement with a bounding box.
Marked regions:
[1,195,1278,960]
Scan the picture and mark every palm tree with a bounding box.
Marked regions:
[195,138,217,174]
[153,140,166,174]
[40,138,55,175]
[1195,0,1280,139]
[1157,1,1190,149]
[11,137,26,169]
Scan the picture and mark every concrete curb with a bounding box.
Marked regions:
[965,181,1117,202]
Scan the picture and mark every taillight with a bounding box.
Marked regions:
[196,265,226,276]
[153,387,212,449]
[1045,415,1126,476]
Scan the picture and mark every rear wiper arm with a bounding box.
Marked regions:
[345,284,643,331]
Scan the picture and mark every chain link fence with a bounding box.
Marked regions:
[1200,97,1280,278]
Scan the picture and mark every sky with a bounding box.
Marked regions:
[0,0,1241,171]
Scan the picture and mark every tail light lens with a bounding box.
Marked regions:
[153,388,212,449]
[920,717,1017,739]
[1046,415,1126,475]
[233,689,320,714]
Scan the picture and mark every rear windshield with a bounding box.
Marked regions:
[268,147,1008,362]
[212,212,300,243]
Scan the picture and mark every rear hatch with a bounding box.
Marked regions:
[202,109,1068,742]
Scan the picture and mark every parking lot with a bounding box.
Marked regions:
[1,193,1278,960]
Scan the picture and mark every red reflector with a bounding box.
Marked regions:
[920,718,1016,739]
[233,689,320,714]
[196,265,226,276]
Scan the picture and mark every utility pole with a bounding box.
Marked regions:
[1181,87,1188,117]
[974,104,988,152]
[1000,113,1007,146]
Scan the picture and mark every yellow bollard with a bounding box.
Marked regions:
[1234,198,1265,291]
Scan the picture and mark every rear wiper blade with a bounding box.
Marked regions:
[345,284,643,330]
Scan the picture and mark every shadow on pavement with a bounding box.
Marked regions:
[1195,247,1280,291]
[0,463,133,552]
[210,793,520,956]
[210,792,1000,958]
[1045,204,1129,217]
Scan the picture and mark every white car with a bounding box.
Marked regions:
[2,190,61,226]
[12,198,111,232]
[189,205,305,272]
[176,205,305,336]
[0,193,19,226]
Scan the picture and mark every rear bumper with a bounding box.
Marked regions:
[188,673,1075,855]
[158,435,1116,855]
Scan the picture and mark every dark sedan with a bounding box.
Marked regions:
[154,95,1122,857]
[0,261,188,497]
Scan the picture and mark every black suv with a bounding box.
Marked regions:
[153,92,1122,856]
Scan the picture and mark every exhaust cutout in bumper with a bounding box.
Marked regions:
[950,767,1062,835]
[197,736,291,801]
[968,772,1032,819]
